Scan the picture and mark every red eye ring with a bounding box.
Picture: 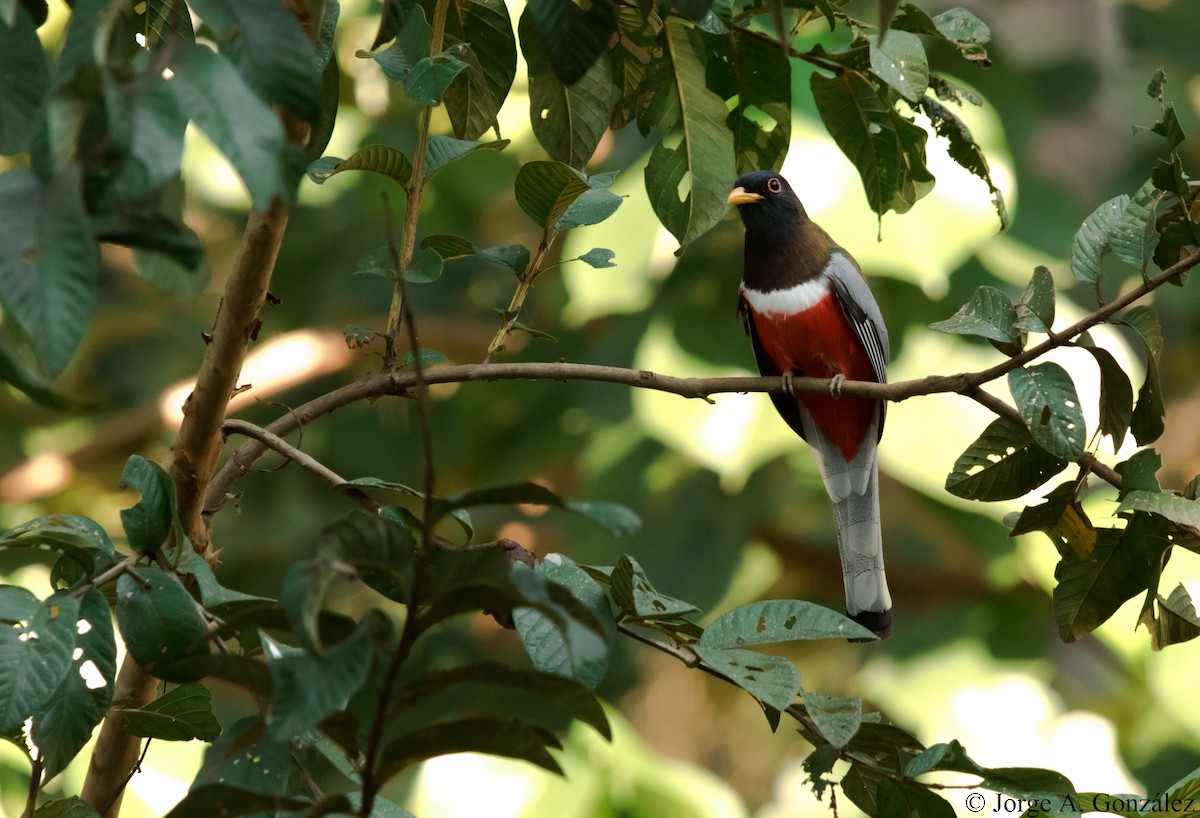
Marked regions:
[767,177,782,194]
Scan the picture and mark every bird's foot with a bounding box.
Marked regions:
[829,373,845,398]
[781,371,796,396]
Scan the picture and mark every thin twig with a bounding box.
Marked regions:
[484,235,557,362]
[22,757,41,818]
[221,418,380,513]
[69,555,142,600]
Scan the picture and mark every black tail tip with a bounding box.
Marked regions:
[848,610,892,642]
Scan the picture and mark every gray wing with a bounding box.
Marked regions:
[824,251,890,436]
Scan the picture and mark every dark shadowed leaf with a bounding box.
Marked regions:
[705,28,792,175]
[945,417,1068,501]
[436,481,640,537]
[379,717,563,780]
[525,0,615,86]
[444,0,517,140]
[0,5,49,155]
[700,599,876,647]
[119,681,221,741]
[119,454,175,554]
[521,9,615,169]
[1075,339,1134,449]
[116,566,209,679]
[1140,584,1200,650]
[0,514,118,576]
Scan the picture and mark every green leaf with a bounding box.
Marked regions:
[804,692,862,748]
[443,0,517,140]
[116,566,209,679]
[1075,339,1134,449]
[1141,584,1200,650]
[578,248,617,268]
[892,5,991,63]
[119,454,175,554]
[263,619,374,743]
[692,646,800,711]
[1008,363,1086,461]
[118,681,221,741]
[1123,306,1165,445]
[0,165,100,376]
[31,589,115,780]
[0,331,75,409]
[945,417,1068,502]
[0,592,79,734]
[436,481,640,537]
[868,30,928,102]
[1014,266,1055,333]
[1110,180,1160,274]
[700,599,876,647]
[526,0,615,86]
[0,4,49,155]
[280,558,343,654]
[1119,490,1200,529]
[520,9,615,169]
[514,160,591,230]
[712,28,792,175]
[609,6,659,131]
[320,511,417,603]
[555,185,624,230]
[359,3,430,82]
[378,716,563,780]
[187,0,320,121]
[165,785,309,818]
[904,739,984,777]
[0,514,119,578]
[514,555,616,689]
[421,233,476,260]
[641,18,736,245]
[402,347,448,367]
[165,41,291,208]
[1115,450,1161,499]
[405,47,470,106]
[928,285,1020,346]
[192,718,292,797]
[394,660,610,739]
[1122,305,1163,363]
[407,246,443,283]
[919,95,1007,229]
[308,144,412,187]
[424,135,509,180]
[670,0,716,20]
[477,243,531,272]
[1054,516,1169,642]
[610,554,700,621]
[811,67,934,216]
[1071,195,1129,285]
[172,547,273,614]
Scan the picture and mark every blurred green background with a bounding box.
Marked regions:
[2,0,1200,815]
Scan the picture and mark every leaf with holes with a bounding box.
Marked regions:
[812,66,934,216]
[379,717,563,780]
[610,554,699,621]
[641,18,736,245]
[946,417,1068,501]
[700,599,875,647]
[0,592,79,734]
[1008,364,1086,461]
[521,9,615,169]
[692,646,800,711]
[868,30,928,102]
[706,28,792,175]
[919,96,1007,229]
[1110,180,1160,274]
[443,0,517,140]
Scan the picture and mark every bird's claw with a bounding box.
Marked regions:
[829,373,845,398]
[781,371,795,396]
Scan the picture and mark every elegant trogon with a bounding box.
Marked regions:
[727,170,893,639]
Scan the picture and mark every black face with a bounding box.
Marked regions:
[728,170,805,233]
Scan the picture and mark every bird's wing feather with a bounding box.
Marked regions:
[738,294,809,443]
[824,252,889,436]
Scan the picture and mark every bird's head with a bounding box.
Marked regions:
[727,171,807,236]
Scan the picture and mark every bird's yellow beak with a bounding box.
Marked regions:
[727,187,764,206]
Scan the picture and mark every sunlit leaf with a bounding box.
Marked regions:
[928,285,1020,346]
[641,18,736,245]
[700,599,875,647]
[692,646,800,711]
[514,160,590,230]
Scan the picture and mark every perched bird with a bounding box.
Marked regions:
[727,170,893,639]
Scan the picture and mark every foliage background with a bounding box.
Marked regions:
[1,0,1199,814]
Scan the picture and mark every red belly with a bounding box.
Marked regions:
[750,294,878,461]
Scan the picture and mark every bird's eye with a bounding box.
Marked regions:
[767,177,782,194]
